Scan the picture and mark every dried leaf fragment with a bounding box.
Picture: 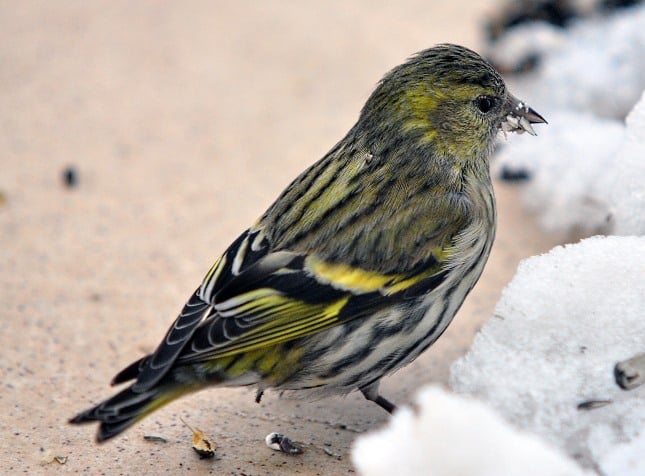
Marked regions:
[180,417,216,459]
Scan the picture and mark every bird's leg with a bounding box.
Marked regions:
[360,382,397,414]
[255,389,264,403]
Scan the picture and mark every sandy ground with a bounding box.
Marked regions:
[1,2,563,474]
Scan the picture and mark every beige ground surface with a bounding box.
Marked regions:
[1,2,563,474]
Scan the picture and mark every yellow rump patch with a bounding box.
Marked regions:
[306,257,442,295]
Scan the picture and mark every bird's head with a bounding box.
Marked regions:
[359,44,546,162]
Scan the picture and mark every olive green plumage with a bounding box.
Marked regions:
[70,44,545,442]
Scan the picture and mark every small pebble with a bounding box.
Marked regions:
[62,166,78,188]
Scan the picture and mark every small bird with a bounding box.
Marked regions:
[70,44,545,442]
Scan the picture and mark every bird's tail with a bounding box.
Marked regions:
[69,383,193,442]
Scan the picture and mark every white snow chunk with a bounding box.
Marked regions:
[352,385,591,476]
[495,91,645,236]
[598,90,645,235]
[598,429,645,476]
[494,111,625,234]
[450,236,645,473]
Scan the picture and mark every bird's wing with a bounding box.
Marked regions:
[120,227,273,392]
[175,249,449,365]
[122,221,453,391]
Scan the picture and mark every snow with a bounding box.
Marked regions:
[490,4,645,236]
[491,5,645,119]
[599,430,645,476]
[352,385,592,476]
[487,21,565,74]
[599,93,645,235]
[494,90,645,235]
[450,236,645,473]
[353,386,591,476]
[494,111,624,234]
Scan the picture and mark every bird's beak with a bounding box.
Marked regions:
[501,94,547,136]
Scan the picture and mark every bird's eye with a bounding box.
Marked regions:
[474,96,496,114]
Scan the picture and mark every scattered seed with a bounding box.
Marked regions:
[265,432,303,455]
[577,399,612,410]
[143,435,168,443]
[323,447,341,459]
[615,352,645,390]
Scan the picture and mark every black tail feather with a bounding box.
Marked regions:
[69,385,162,442]
[110,356,148,386]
